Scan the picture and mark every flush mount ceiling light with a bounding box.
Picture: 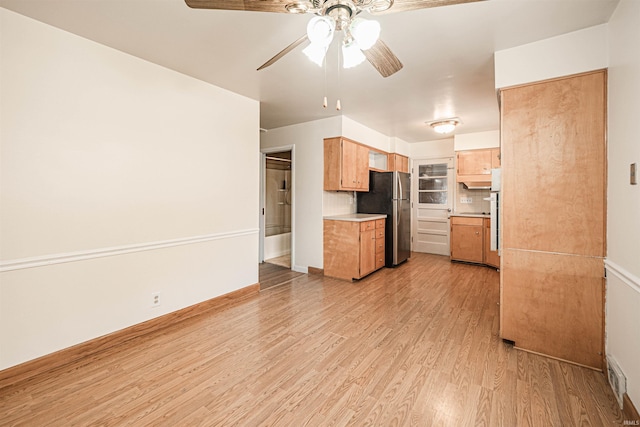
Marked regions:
[427,118,462,134]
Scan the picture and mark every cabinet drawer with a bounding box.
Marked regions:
[375,219,385,229]
[376,238,385,253]
[376,229,385,239]
[360,221,375,231]
[451,216,483,226]
[376,254,385,269]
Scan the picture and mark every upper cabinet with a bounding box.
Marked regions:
[456,148,500,183]
[388,153,409,173]
[324,137,370,192]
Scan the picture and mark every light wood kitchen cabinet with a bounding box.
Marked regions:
[500,70,606,369]
[456,148,499,183]
[375,219,386,269]
[388,153,409,173]
[450,216,483,263]
[324,218,386,281]
[483,218,500,268]
[324,137,369,191]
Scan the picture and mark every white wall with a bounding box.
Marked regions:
[605,0,640,407]
[341,116,392,152]
[495,13,640,407]
[0,9,259,369]
[494,24,609,89]
[454,130,500,151]
[409,138,455,159]
[261,117,342,272]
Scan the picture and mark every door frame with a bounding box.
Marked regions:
[410,156,455,255]
[260,145,295,268]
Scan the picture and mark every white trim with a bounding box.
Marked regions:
[0,229,259,273]
[605,259,640,295]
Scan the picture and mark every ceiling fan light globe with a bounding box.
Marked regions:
[350,18,380,50]
[342,42,366,69]
[303,42,328,66]
[306,16,335,46]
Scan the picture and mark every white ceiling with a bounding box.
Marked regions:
[0,0,620,142]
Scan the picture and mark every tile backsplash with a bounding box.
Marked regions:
[323,191,356,216]
[455,183,491,213]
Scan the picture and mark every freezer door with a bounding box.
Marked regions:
[394,171,411,200]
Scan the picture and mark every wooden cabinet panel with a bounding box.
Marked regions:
[359,229,376,277]
[456,149,493,183]
[499,70,606,370]
[500,249,603,369]
[324,137,370,192]
[450,217,483,263]
[501,71,606,257]
[491,148,501,168]
[388,153,409,173]
[324,218,385,281]
[483,218,500,268]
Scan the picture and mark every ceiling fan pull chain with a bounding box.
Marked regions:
[323,52,328,108]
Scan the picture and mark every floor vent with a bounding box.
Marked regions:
[607,355,627,408]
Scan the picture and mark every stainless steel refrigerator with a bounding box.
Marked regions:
[357,171,411,267]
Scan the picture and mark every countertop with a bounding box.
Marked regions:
[449,212,490,218]
[323,213,387,222]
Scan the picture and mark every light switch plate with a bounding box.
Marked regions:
[460,197,473,204]
[631,163,637,185]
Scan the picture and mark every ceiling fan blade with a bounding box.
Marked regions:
[257,34,309,71]
[363,39,403,78]
[185,0,291,13]
[381,0,483,13]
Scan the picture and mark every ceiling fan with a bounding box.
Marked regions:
[185,0,482,78]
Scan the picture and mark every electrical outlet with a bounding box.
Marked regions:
[460,197,473,204]
[151,292,161,308]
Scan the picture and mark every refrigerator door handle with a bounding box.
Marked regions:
[397,172,402,201]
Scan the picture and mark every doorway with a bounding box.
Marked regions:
[260,147,294,270]
[411,157,454,256]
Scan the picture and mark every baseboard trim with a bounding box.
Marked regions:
[0,283,259,391]
[624,393,640,424]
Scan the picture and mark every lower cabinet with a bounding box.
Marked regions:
[450,216,501,268]
[450,216,483,263]
[324,218,386,281]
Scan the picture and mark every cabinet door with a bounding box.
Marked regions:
[341,140,359,190]
[491,148,501,168]
[355,143,370,190]
[451,224,483,263]
[457,150,492,177]
[359,229,376,276]
[388,154,409,173]
[483,218,500,268]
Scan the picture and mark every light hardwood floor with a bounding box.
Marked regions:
[0,253,624,426]
[259,261,304,290]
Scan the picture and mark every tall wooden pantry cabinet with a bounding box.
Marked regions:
[499,70,607,370]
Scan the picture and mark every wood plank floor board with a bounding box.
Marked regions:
[0,253,626,425]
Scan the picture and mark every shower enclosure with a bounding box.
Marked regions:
[264,151,291,263]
